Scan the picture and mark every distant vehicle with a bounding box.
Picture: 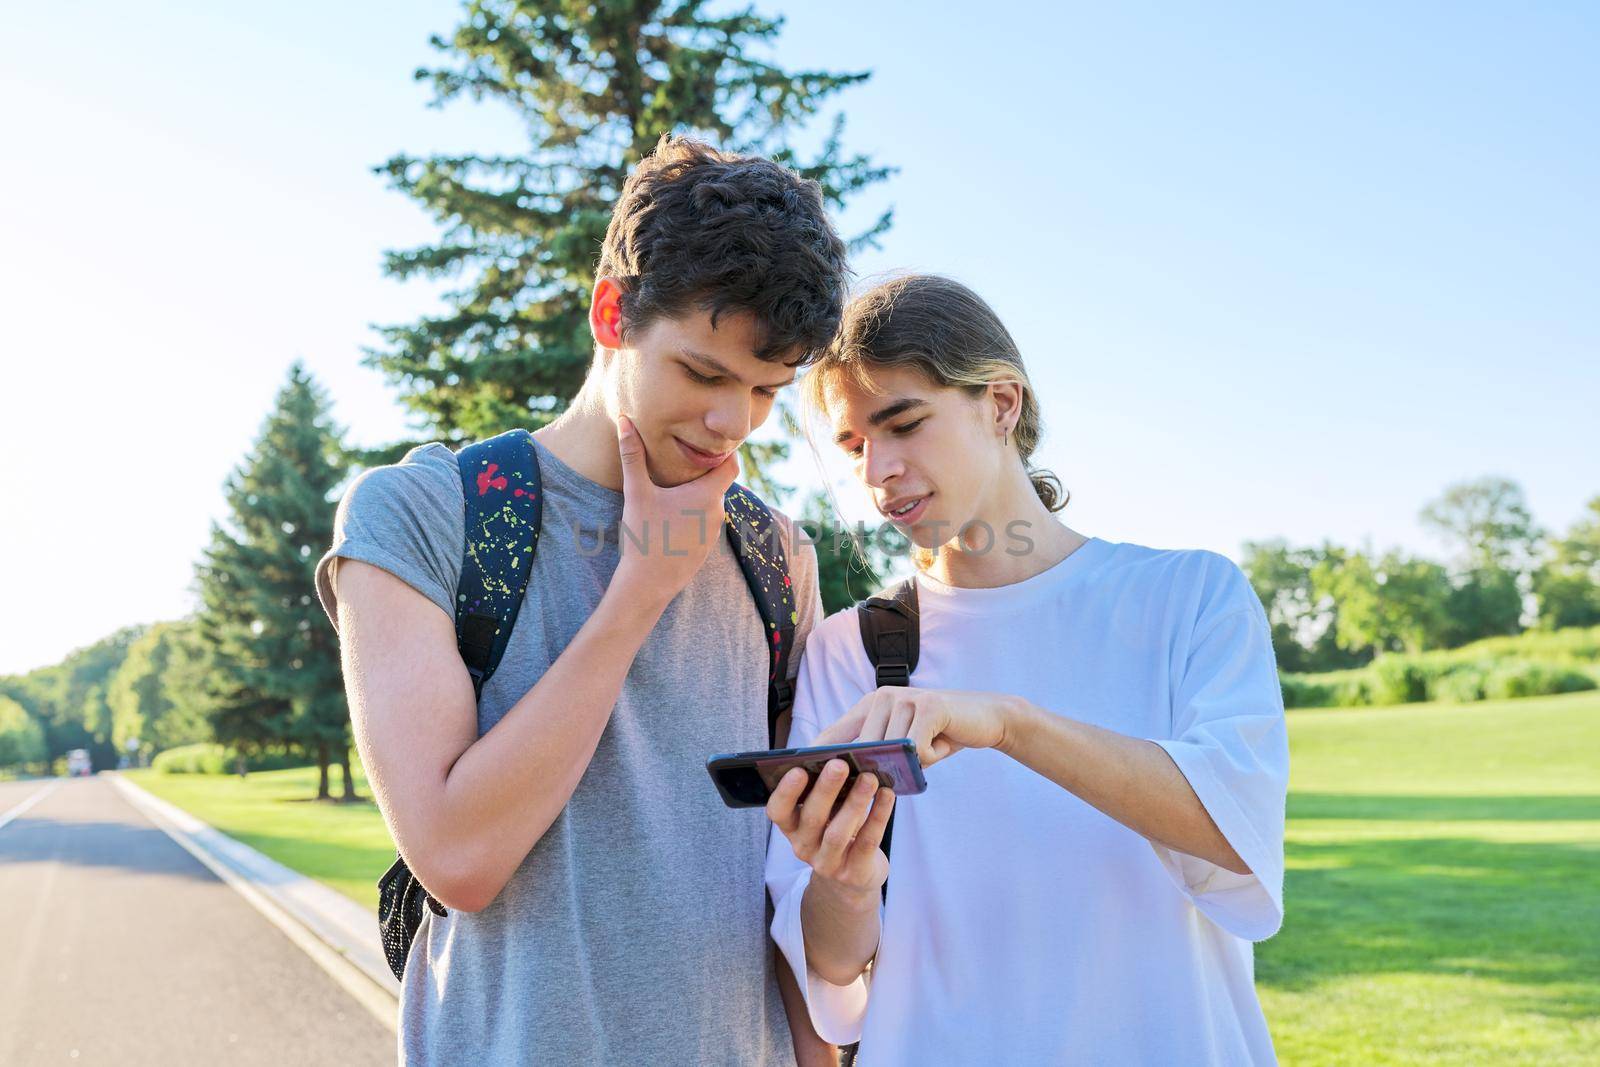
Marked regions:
[66,749,93,777]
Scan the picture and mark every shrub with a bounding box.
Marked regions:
[1457,625,1600,665]
[1433,665,1490,703]
[1281,669,1376,709]
[152,743,310,775]
[1371,656,1430,706]
[1281,676,1336,709]
[1482,663,1598,701]
[1332,673,1374,707]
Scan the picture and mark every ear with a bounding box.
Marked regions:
[589,277,625,350]
[988,380,1024,436]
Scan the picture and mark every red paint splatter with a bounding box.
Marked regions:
[477,464,508,496]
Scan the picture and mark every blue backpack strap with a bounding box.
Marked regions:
[454,429,543,701]
[723,483,797,747]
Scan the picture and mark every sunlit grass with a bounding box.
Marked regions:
[1258,691,1600,1064]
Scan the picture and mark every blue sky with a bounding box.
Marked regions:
[1,1,1595,675]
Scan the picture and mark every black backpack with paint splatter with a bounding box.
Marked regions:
[376,428,798,983]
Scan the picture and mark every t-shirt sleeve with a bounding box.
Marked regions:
[313,443,465,631]
[1148,557,1289,942]
[766,612,880,1044]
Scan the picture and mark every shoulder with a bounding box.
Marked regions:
[1092,540,1262,630]
[331,443,467,570]
[341,442,461,515]
[319,443,467,627]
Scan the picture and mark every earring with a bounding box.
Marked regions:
[1002,427,1010,449]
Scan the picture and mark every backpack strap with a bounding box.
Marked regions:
[856,576,919,903]
[454,429,544,702]
[378,429,546,947]
[857,577,920,688]
[722,483,797,748]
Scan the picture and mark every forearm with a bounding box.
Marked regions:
[800,874,882,986]
[427,581,670,906]
[776,950,839,1066]
[999,698,1249,874]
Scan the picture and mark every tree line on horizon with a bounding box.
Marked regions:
[1242,479,1600,676]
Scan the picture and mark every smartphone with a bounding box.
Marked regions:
[706,738,927,809]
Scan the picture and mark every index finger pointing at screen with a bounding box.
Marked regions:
[813,709,867,747]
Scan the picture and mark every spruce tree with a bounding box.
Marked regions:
[195,363,353,798]
[367,0,892,451]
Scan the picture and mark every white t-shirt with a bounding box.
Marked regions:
[766,536,1288,1066]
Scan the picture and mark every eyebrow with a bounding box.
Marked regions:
[833,398,930,445]
[680,349,797,391]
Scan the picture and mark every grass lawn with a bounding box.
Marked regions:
[126,691,1600,1062]
[1258,690,1600,1064]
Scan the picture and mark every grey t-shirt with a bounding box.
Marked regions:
[314,435,820,1066]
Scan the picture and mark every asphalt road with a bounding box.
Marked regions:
[0,776,395,1066]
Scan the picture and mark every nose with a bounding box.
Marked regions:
[861,439,903,489]
[702,394,753,449]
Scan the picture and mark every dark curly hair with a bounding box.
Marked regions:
[596,135,850,365]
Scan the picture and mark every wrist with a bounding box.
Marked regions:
[807,871,882,916]
[595,580,672,645]
[995,695,1038,759]
[606,568,676,616]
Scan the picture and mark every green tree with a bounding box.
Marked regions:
[1241,539,1368,673]
[0,678,54,767]
[1312,548,1451,657]
[1420,476,1540,573]
[16,627,145,768]
[1534,495,1600,629]
[195,364,353,798]
[196,500,293,775]
[82,683,114,761]
[159,622,219,748]
[367,0,891,460]
[1420,477,1538,643]
[1440,567,1524,646]
[797,491,892,616]
[107,621,212,763]
[0,695,47,771]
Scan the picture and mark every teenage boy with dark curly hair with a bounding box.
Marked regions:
[316,136,849,1065]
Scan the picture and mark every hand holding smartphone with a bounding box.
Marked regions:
[706,738,927,809]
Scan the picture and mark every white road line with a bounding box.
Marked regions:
[0,779,62,832]
[108,775,399,1035]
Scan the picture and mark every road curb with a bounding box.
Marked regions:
[109,773,401,1031]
